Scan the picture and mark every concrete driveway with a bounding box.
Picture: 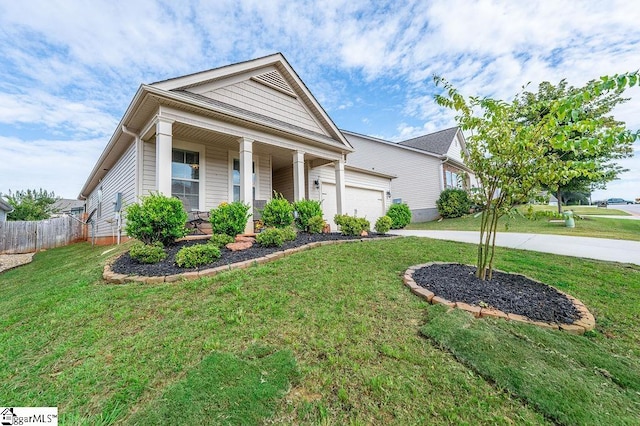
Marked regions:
[389,230,640,266]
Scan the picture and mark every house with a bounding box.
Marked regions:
[52,199,86,217]
[79,53,394,244]
[342,127,474,222]
[0,198,13,222]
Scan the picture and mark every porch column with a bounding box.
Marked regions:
[239,137,254,234]
[292,151,306,201]
[156,117,174,196]
[334,158,346,215]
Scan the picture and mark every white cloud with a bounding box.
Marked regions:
[0,0,639,200]
[0,136,105,198]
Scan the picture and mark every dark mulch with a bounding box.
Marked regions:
[111,232,389,277]
[413,263,580,324]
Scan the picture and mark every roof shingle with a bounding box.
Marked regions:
[398,127,459,155]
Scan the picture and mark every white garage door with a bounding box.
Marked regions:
[321,183,385,230]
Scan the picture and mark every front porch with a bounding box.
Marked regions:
[139,108,348,233]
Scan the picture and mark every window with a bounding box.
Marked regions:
[445,170,461,189]
[232,158,256,202]
[172,149,200,210]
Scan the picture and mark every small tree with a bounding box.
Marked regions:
[125,193,188,245]
[4,189,60,221]
[434,72,639,280]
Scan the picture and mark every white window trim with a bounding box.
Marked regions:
[228,150,259,202]
[172,140,206,211]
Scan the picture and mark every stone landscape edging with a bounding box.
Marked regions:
[103,235,399,285]
[403,261,596,335]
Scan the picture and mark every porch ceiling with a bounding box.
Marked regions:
[169,123,333,171]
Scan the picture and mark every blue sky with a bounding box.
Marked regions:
[1,0,639,200]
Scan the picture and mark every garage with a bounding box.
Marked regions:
[321,183,386,229]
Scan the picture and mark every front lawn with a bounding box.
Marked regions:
[1,239,639,424]
[407,212,640,241]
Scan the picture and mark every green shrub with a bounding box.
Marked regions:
[374,215,393,234]
[281,226,297,242]
[307,215,325,234]
[261,193,294,228]
[256,227,297,247]
[210,201,251,237]
[386,203,412,229]
[129,242,167,264]
[209,233,235,248]
[175,244,221,268]
[292,199,323,231]
[334,214,370,236]
[436,189,471,219]
[125,193,188,246]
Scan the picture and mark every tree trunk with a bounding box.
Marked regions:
[556,188,563,214]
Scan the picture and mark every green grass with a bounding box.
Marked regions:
[407,211,640,241]
[1,239,639,424]
[528,204,630,216]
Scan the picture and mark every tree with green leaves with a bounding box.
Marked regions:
[514,79,635,212]
[434,72,639,280]
[3,189,60,221]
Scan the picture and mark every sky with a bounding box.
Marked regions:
[1,0,639,201]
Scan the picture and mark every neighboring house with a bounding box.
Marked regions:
[0,198,13,222]
[342,127,474,222]
[52,199,85,217]
[79,53,393,244]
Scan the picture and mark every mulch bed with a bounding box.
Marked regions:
[412,263,580,324]
[111,232,389,277]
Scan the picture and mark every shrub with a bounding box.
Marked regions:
[281,226,297,242]
[129,242,167,264]
[175,244,221,268]
[210,201,251,237]
[292,199,323,231]
[436,189,471,219]
[209,233,235,248]
[125,193,188,246]
[255,227,297,247]
[386,203,412,229]
[334,214,370,236]
[374,215,393,234]
[307,215,325,234]
[256,228,284,247]
[261,193,294,228]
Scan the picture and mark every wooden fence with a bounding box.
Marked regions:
[0,216,85,254]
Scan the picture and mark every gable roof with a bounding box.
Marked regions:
[79,53,352,199]
[151,52,352,150]
[398,127,459,155]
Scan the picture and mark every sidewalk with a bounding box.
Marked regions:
[389,230,640,266]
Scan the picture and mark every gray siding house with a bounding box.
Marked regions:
[79,53,474,244]
[343,127,473,222]
[79,53,394,243]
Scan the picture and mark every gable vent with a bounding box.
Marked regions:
[252,70,297,97]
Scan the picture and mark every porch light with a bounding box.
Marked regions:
[386,190,391,198]
[313,179,320,189]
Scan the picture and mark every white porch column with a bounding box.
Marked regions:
[292,151,306,201]
[239,137,254,234]
[156,117,174,196]
[334,158,346,215]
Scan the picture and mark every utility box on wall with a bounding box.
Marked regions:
[113,192,123,212]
